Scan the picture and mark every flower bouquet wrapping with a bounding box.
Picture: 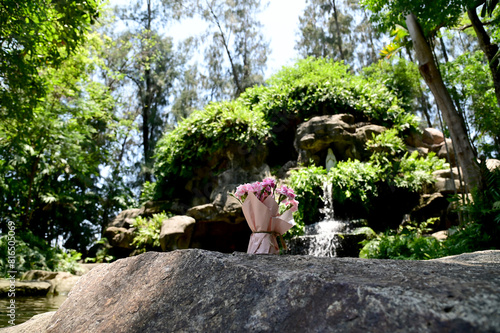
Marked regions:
[233,178,298,254]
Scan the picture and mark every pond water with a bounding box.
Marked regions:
[0,295,67,328]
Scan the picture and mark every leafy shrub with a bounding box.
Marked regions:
[287,165,328,237]
[84,239,116,263]
[359,218,444,260]
[445,163,500,252]
[139,181,157,206]
[394,151,446,191]
[130,213,171,253]
[243,57,420,132]
[328,159,381,205]
[0,231,82,277]
[154,100,269,200]
[361,57,422,114]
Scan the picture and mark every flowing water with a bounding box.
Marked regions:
[0,294,67,328]
[288,182,358,257]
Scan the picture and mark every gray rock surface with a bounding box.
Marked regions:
[22,249,499,333]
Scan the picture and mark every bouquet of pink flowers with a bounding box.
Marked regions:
[233,178,298,254]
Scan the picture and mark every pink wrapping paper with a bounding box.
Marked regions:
[242,192,295,254]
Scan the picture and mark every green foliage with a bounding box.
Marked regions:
[139,181,157,206]
[359,165,500,259]
[84,239,116,263]
[359,218,444,260]
[0,0,101,120]
[328,132,446,207]
[287,165,328,237]
[0,231,82,277]
[0,30,133,251]
[154,100,269,199]
[394,152,446,191]
[244,58,418,132]
[153,57,420,201]
[360,0,464,37]
[130,213,170,253]
[366,129,447,192]
[451,163,500,250]
[328,159,381,204]
[442,51,500,158]
[362,57,423,114]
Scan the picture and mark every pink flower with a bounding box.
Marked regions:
[232,178,299,215]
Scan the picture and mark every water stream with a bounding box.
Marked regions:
[0,294,67,328]
[288,182,357,257]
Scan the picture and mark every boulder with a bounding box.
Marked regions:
[20,270,81,295]
[431,168,463,194]
[422,127,445,146]
[0,280,51,296]
[410,192,450,229]
[354,123,386,143]
[436,138,456,166]
[103,226,136,250]
[159,215,196,251]
[26,249,500,333]
[107,208,142,229]
[294,114,360,164]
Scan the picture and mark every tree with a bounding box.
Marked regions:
[0,30,125,252]
[0,0,100,121]
[296,0,385,68]
[443,51,500,158]
[296,0,355,62]
[109,0,186,183]
[465,2,500,108]
[197,0,269,100]
[361,0,482,191]
[406,13,481,190]
[361,57,429,122]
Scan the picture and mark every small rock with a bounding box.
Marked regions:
[0,280,51,296]
[423,128,445,145]
[159,215,196,251]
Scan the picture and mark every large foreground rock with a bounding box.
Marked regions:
[7,249,500,333]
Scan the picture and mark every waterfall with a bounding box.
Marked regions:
[287,181,353,257]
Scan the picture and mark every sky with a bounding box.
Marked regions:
[109,0,308,79]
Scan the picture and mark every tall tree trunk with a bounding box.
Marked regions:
[329,0,345,61]
[207,2,243,96]
[143,0,153,183]
[405,13,482,191]
[439,35,449,63]
[467,7,500,108]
